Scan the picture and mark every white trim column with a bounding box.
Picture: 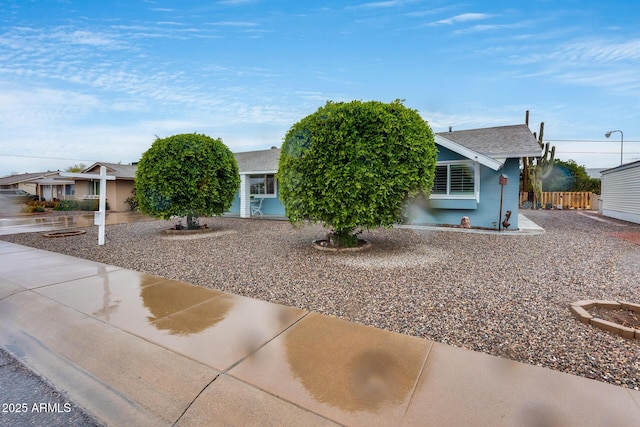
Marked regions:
[240,174,251,218]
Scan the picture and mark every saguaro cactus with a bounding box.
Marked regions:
[527,122,555,208]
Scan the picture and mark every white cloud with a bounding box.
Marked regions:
[208,21,258,27]
[217,0,257,5]
[431,13,492,26]
[505,38,640,95]
[453,24,502,34]
[356,1,403,8]
[61,30,119,46]
[561,39,640,63]
[422,107,528,132]
[350,0,421,9]
[0,86,100,127]
[156,21,185,26]
[405,7,456,17]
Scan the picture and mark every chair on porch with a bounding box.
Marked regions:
[250,197,263,217]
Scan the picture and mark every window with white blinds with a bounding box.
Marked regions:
[449,164,474,194]
[432,166,448,194]
[431,162,476,196]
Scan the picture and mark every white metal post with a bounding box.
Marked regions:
[61,166,115,246]
[98,166,107,245]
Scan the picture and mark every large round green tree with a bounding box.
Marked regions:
[278,100,437,246]
[135,133,240,229]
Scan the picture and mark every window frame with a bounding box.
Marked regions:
[249,174,277,198]
[88,180,100,196]
[429,161,480,202]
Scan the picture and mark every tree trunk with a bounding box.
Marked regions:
[329,229,358,248]
[186,214,198,230]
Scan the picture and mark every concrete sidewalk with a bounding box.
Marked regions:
[1,240,638,426]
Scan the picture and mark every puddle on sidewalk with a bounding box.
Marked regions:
[0,212,152,235]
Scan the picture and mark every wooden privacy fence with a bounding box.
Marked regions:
[519,192,596,210]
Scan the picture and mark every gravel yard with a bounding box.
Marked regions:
[2,209,639,390]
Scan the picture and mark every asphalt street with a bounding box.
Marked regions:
[1,340,101,426]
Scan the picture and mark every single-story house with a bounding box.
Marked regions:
[226,147,285,219]
[407,124,541,229]
[600,160,640,224]
[0,163,137,210]
[73,162,138,212]
[226,124,542,230]
[0,171,75,201]
[4,124,541,229]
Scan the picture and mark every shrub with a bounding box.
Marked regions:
[54,200,79,211]
[23,203,45,213]
[278,100,437,246]
[52,199,108,211]
[135,133,240,229]
[125,188,138,211]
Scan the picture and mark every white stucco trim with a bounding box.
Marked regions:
[239,171,278,217]
[239,175,250,218]
[240,170,277,175]
[435,135,504,171]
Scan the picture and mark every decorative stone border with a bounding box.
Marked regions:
[43,230,87,238]
[312,239,372,252]
[163,227,213,235]
[569,300,640,339]
[161,229,236,240]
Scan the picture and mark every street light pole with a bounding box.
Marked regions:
[605,130,624,165]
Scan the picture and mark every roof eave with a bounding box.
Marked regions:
[435,135,504,171]
[601,159,640,174]
[240,169,278,175]
[490,150,543,159]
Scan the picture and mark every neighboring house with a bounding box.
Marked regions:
[74,162,137,212]
[227,124,542,230]
[0,171,74,201]
[0,164,135,210]
[600,160,640,224]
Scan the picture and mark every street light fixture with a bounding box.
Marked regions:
[605,130,623,165]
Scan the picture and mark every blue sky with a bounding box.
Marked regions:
[1,0,639,176]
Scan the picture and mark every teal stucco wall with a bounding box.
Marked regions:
[405,156,521,229]
[226,148,522,229]
[225,180,286,217]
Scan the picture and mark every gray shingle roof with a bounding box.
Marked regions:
[0,171,61,185]
[436,124,542,158]
[234,148,280,173]
[83,162,137,179]
[81,150,282,178]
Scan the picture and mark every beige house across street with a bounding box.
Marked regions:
[74,163,137,212]
[0,171,69,200]
[0,162,137,212]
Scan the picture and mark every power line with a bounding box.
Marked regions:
[0,153,100,162]
[546,139,640,143]
[556,151,640,154]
